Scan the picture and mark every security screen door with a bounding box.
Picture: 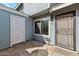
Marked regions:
[55,12,75,50]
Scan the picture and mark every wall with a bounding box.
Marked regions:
[50,16,55,45]
[0,10,10,50]
[25,17,33,41]
[24,3,50,16]
[76,10,79,52]
[0,9,33,50]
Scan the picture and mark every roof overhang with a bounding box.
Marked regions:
[0,4,28,17]
[50,3,78,15]
[30,3,60,18]
[30,8,50,18]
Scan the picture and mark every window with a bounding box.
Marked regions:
[35,20,49,35]
[35,21,41,34]
[41,20,48,35]
[16,3,24,12]
[19,5,24,12]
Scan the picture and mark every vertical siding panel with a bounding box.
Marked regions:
[25,17,33,41]
[0,10,10,50]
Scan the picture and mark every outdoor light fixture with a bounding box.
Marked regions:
[51,16,54,21]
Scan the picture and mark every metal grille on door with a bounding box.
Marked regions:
[56,13,75,50]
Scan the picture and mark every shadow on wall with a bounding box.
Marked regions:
[33,35,50,44]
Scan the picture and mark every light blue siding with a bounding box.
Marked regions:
[0,9,34,50]
[25,17,33,41]
[0,10,10,50]
[0,9,33,50]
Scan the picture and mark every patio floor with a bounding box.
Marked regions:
[0,40,78,56]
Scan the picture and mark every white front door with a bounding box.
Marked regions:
[10,15,25,46]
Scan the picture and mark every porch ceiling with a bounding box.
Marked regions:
[51,3,79,15]
[30,3,60,18]
[30,8,50,18]
[30,3,79,18]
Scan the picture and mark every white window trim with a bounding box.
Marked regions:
[34,18,50,37]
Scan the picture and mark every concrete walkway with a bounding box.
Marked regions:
[0,40,44,56]
[0,40,78,56]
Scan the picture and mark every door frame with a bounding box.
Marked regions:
[55,11,76,51]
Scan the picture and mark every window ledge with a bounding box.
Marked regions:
[34,34,50,37]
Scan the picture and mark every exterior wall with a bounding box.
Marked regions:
[34,35,48,43]
[25,17,33,41]
[0,9,33,50]
[0,10,10,50]
[23,3,50,16]
[50,16,55,45]
[33,16,55,45]
[76,10,79,52]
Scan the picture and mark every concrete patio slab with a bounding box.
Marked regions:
[0,40,78,56]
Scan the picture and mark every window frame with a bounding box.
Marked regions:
[34,19,49,37]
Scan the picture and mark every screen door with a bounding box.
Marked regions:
[55,13,75,50]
